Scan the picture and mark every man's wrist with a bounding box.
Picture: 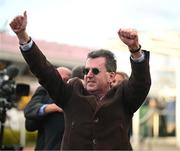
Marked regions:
[131,50,145,62]
[129,44,141,53]
[17,31,30,45]
[38,104,48,116]
[19,37,31,45]
[20,37,33,51]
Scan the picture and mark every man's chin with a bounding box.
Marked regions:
[87,87,97,93]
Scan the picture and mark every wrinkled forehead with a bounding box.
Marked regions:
[85,57,106,69]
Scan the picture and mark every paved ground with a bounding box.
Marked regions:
[23,137,180,151]
[133,137,180,151]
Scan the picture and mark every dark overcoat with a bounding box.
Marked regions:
[21,42,151,150]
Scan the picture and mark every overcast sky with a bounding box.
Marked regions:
[0,0,179,47]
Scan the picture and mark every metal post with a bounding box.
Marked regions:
[132,109,140,149]
[176,61,180,148]
[18,111,26,147]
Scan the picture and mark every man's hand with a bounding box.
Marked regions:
[44,103,63,113]
[9,11,30,44]
[9,11,27,34]
[118,28,143,58]
[118,28,140,50]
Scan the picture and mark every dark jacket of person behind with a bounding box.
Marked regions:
[24,67,72,150]
[24,86,64,150]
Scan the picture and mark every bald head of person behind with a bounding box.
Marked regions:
[57,66,72,82]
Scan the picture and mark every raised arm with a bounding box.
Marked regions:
[9,12,71,108]
[117,28,151,113]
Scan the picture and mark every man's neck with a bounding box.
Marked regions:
[90,87,110,100]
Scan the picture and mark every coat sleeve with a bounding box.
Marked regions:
[21,42,72,108]
[24,86,48,120]
[24,86,50,131]
[25,119,41,131]
[122,50,151,114]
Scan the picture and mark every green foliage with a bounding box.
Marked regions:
[25,131,37,147]
[2,128,37,147]
[3,128,20,145]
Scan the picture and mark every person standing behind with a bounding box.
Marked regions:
[111,71,133,138]
[71,65,84,80]
[111,71,129,87]
[24,67,72,150]
[10,11,151,150]
[70,65,85,85]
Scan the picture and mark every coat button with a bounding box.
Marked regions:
[72,121,75,128]
[93,139,96,144]
[94,117,99,123]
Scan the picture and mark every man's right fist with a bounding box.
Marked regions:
[9,11,27,34]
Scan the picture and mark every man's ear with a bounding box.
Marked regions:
[108,72,116,83]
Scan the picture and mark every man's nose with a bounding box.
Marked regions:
[86,69,94,77]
